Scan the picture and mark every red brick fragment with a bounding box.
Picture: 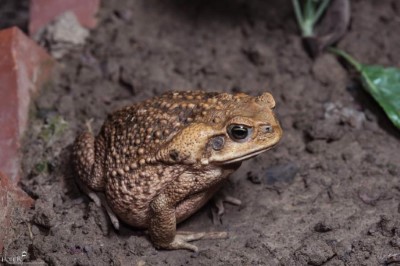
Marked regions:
[29,0,100,36]
[0,27,54,183]
[0,172,34,252]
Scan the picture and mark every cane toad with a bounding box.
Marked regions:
[72,90,282,251]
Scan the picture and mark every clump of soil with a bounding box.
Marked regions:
[5,0,400,265]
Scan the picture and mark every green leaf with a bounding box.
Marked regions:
[34,161,49,174]
[330,48,400,129]
[39,115,69,145]
[359,65,400,128]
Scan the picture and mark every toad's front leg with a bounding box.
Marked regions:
[212,191,242,224]
[149,187,227,252]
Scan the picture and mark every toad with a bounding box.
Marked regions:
[72,90,282,252]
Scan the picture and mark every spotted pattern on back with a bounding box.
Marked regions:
[99,90,254,178]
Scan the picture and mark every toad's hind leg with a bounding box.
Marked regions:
[72,132,105,192]
[73,132,121,228]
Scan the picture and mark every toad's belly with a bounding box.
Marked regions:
[106,183,223,228]
[104,165,185,228]
[104,165,237,228]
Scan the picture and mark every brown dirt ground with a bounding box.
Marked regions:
[3,0,400,265]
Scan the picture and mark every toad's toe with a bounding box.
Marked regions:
[161,231,228,252]
[212,193,242,224]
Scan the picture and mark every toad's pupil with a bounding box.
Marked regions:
[231,126,248,139]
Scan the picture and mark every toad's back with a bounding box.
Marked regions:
[99,90,254,174]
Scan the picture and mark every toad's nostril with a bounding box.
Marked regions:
[263,125,273,133]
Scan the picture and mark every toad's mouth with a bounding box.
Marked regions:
[218,145,277,165]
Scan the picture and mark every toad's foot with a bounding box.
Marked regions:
[97,193,120,230]
[164,231,228,252]
[77,178,120,230]
[212,193,242,224]
[76,177,101,206]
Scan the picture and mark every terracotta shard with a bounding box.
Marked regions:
[0,172,34,252]
[0,27,54,183]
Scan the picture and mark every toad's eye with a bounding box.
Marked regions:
[227,125,252,142]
